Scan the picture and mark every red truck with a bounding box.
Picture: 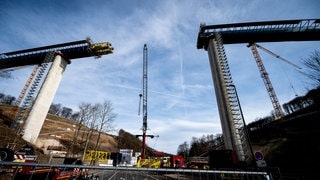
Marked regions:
[0,146,87,180]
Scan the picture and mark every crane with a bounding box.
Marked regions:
[136,44,154,160]
[1,38,113,146]
[140,44,148,159]
[11,51,56,134]
[197,18,320,166]
[248,43,302,119]
[254,43,302,70]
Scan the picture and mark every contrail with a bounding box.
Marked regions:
[173,3,188,121]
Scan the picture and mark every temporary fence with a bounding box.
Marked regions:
[0,161,279,180]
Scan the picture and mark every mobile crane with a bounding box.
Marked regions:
[135,44,166,168]
[136,44,157,159]
[137,44,149,160]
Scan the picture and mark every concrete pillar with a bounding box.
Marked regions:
[22,55,68,144]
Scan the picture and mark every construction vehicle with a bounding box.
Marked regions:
[136,151,186,168]
[165,155,185,168]
[188,156,209,169]
[0,146,89,180]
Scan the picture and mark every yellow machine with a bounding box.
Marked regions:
[136,157,162,168]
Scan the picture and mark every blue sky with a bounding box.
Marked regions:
[0,0,319,154]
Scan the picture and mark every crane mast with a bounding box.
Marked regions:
[136,44,149,159]
[197,18,320,165]
[248,43,303,119]
[136,44,157,160]
[248,43,285,119]
[141,44,148,159]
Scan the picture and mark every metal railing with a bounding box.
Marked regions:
[0,161,277,180]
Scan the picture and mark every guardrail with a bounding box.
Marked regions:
[0,161,279,180]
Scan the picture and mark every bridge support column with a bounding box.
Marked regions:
[22,55,68,145]
[206,36,249,162]
[206,38,234,151]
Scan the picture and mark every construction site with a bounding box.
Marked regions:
[0,18,320,179]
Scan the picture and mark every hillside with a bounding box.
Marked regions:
[0,104,149,163]
[1,103,320,179]
[248,108,320,179]
[0,118,50,162]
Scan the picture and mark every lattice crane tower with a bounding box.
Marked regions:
[137,44,157,159]
[197,19,320,163]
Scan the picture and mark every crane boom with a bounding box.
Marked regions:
[249,43,285,119]
[255,43,302,69]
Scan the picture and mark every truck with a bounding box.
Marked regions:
[136,151,186,168]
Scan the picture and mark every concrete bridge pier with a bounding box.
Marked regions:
[22,55,68,145]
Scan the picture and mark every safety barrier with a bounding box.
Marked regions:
[0,161,278,180]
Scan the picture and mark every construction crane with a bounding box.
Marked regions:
[1,38,113,146]
[9,65,39,130]
[11,52,56,134]
[136,44,156,160]
[248,43,302,119]
[197,18,320,166]
[255,43,302,70]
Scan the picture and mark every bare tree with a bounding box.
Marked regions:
[177,141,189,160]
[93,100,117,152]
[0,94,16,105]
[61,107,73,119]
[84,103,99,164]
[0,93,4,102]
[70,103,91,157]
[48,103,62,115]
[70,112,80,121]
[301,50,320,87]
[0,70,12,79]
[69,101,117,163]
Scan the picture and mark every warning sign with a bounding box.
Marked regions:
[85,150,111,162]
[254,151,264,160]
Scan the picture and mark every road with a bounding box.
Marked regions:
[95,170,190,180]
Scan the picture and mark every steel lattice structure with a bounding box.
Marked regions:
[0,38,113,70]
[197,18,320,163]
